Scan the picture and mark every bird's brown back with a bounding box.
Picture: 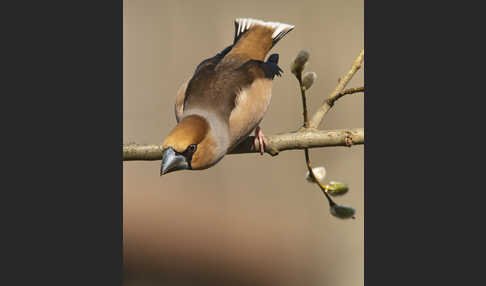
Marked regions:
[182,19,292,123]
[183,55,264,120]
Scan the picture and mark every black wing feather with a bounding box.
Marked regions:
[193,45,233,75]
[238,53,283,79]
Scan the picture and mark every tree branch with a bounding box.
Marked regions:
[123,128,364,161]
[332,86,364,104]
[309,49,364,128]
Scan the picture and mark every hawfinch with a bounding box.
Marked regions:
[160,18,294,175]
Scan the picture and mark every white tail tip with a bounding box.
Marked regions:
[234,18,295,44]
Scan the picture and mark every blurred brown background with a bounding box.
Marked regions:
[123,0,363,285]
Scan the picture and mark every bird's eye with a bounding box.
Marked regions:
[187,144,197,153]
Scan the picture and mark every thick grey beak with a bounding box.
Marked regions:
[160,147,189,176]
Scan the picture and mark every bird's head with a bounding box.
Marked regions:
[160,114,220,175]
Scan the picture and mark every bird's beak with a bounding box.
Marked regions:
[160,147,189,176]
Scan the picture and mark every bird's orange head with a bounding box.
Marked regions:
[160,114,220,175]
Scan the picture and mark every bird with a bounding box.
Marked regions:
[160,18,294,175]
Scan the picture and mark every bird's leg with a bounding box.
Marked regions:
[253,126,268,155]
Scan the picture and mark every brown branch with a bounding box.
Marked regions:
[309,49,364,128]
[297,77,310,128]
[123,128,364,161]
[330,86,364,105]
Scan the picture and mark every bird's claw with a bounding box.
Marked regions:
[254,126,268,155]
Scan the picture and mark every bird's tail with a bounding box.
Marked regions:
[229,18,294,60]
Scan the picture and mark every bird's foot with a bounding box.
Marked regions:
[253,126,268,155]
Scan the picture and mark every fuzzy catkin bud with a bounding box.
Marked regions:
[327,181,349,196]
[306,166,326,183]
[330,205,356,219]
[302,72,317,90]
[291,50,310,76]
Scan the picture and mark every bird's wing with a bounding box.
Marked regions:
[177,18,293,124]
[182,51,283,149]
[174,79,189,123]
[174,45,233,122]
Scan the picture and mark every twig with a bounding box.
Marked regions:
[331,86,364,105]
[304,148,336,206]
[295,64,337,206]
[309,49,364,128]
[297,75,310,128]
[123,128,364,161]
